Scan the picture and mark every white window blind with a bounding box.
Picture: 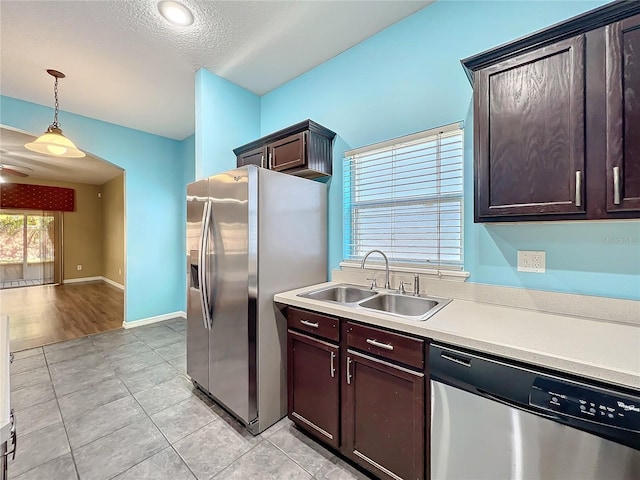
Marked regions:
[343,122,464,269]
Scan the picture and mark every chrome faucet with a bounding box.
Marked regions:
[360,250,391,289]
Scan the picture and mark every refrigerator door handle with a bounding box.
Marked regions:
[199,200,212,330]
[204,199,215,329]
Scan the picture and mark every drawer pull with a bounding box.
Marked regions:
[346,357,352,384]
[300,320,319,329]
[330,352,336,378]
[613,166,621,205]
[366,338,394,351]
[575,170,582,207]
[260,155,265,169]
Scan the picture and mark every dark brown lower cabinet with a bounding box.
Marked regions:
[286,308,428,480]
[344,350,425,480]
[287,329,340,449]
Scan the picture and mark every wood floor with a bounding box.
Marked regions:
[1,281,124,351]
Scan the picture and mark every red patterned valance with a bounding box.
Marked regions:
[0,183,75,212]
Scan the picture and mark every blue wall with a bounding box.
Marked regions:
[1,96,189,322]
[195,69,261,179]
[258,0,639,300]
[181,134,196,184]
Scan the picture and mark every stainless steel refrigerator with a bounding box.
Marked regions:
[186,165,327,434]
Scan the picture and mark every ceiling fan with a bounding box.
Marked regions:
[0,164,31,181]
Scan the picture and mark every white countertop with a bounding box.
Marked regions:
[0,315,10,443]
[275,282,640,391]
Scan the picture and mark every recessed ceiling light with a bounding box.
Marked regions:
[158,1,194,27]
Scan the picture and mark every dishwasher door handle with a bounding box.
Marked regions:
[441,352,472,368]
[477,388,563,422]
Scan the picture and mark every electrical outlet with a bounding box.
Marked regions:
[77,264,82,271]
[517,251,546,273]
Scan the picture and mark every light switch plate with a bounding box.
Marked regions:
[517,251,546,273]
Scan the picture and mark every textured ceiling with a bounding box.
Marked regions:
[0,0,432,141]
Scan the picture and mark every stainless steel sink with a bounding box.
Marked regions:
[358,294,437,316]
[298,284,377,304]
[297,283,451,321]
[358,293,450,320]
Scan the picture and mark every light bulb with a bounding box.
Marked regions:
[158,1,194,26]
[47,144,68,156]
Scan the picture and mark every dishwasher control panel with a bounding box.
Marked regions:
[530,377,640,432]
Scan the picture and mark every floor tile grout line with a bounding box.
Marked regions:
[52,332,177,478]
[206,438,267,480]
[41,344,83,480]
[104,340,201,480]
[10,320,187,479]
[263,435,331,478]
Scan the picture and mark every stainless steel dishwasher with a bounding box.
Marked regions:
[430,343,640,480]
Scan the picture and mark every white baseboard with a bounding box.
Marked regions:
[63,276,103,284]
[63,276,124,290]
[101,276,124,290]
[122,311,186,329]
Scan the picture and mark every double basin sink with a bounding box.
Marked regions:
[297,284,451,322]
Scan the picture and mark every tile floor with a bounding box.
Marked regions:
[9,318,374,480]
[1,279,44,290]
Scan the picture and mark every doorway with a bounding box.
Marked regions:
[0,210,62,289]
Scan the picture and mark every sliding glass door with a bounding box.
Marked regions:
[0,210,61,289]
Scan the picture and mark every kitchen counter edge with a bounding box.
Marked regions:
[1,315,11,443]
[274,283,640,391]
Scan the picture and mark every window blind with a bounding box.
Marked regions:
[343,122,464,269]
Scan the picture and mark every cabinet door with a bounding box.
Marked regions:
[475,35,586,220]
[269,132,306,171]
[344,350,425,480]
[237,146,266,168]
[287,330,340,449]
[606,14,640,212]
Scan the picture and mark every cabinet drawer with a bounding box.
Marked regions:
[287,308,339,342]
[346,322,424,369]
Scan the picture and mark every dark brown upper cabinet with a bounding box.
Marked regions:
[270,132,305,171]
[234,120,336,179]
[606,14,640,213]
[237,145,266,168]
[463,2,640,222]
[475,36,586,219]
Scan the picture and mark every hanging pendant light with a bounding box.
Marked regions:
[25,69,85,158]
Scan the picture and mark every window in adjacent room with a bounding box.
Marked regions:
[343,122,464,271]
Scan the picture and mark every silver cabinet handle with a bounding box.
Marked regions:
[260,155,265,168]
[575,171,582,207]
[346,357,352,384]
[330,352,336,378]
[5,409,16,460]
[268,152,273,169]
[366,338,394,351]
[613,166,621,205]
[300,320,319,329]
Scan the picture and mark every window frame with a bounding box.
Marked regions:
[342,122,465,273]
